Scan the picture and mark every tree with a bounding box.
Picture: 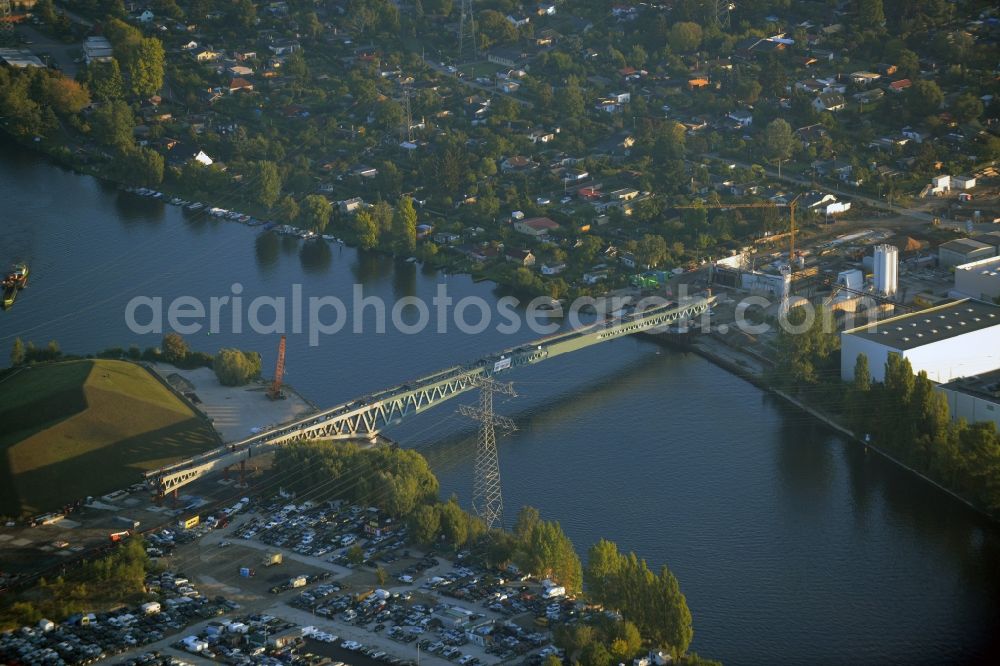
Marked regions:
[425,0,452,16]
[668,22,702,53]
[763,118,795,163]
[409,503,440,545]
[128,38,165,97]
[275,195,299,224]
[376,566,387,586]
[91,99,134,151]
[161,333,188,364]
[558,77,585,119]
[585,539,622,604]
[439,496,469,547]
[10,337,25,367]
[847,353,872,435]
[354,210,379,249]
[213,348,262,386]
[859,0,885,28]
[300,195,332,234]
[515,515,583,593]
[376,99,404,131]
[253,160,282,209]
[393,196,418,254]
[907,80,944,119]
[118,146,164,186]
[951,93,983,124]
[86,59,124,103]
[42,76,90,115]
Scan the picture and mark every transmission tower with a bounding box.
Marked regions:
[712,0,734,30]
[459,376,516,530]
[458,0,478,64]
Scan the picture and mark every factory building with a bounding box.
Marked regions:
[953,255,1000,303]
[841,299,1000,383]
[938,238,995,269]
[936,370,1000,431]
[873,244,898,297]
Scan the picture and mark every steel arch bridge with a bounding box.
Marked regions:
[146,295,714,496]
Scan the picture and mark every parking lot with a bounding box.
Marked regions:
[3,497,576,666]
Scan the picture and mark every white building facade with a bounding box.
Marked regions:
[953,255,1000,302]
[841,300,1000,383]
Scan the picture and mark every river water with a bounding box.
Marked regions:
[1,139,998,664]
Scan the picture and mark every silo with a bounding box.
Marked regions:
[874,244,898,297]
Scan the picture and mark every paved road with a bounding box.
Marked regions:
[14,23,80,77]
[421,56,533,108]
[702,154,939,223]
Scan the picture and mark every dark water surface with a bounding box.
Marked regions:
[1,140,998,664]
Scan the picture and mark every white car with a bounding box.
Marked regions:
[536,196,551,205]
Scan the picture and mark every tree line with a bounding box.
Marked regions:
[847,353,1000,516]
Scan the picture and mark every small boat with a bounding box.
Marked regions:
[322,234,337,242]
[2,263,29,309]
[405,257,417,263]
[238,214,251,223]
[185,202,204,211]
[169,197,184,205]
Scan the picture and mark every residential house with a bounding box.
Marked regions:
[726,110,753,127]
[180,40,198,51]
[536,3,557,15]
[228,78,254,93]
[514,217,560,237]
[228,65,254,77]
[269,40,300,55]
[850,71,881,86]
[528,128,555,144]
[137,9,154,23]
[339,197,363,214]
[434,232,460,245]
[501,156,537,173]
[888,79,911,93]
[608,188,639,202]
[854,88,885,105]
[583,269,609,284]
[688,77,710,90]
[812,92,846,112]
[505,249,536,267]
[795,123,828,147]
[499,80,520,94]
[540,263,566,275]
[194,49,220,63]
[953,175,977,190]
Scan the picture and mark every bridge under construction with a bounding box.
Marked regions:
[146,294,715,519]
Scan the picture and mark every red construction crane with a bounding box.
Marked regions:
[268,335,286,400]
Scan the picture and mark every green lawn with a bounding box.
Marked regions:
[0,360,219,517]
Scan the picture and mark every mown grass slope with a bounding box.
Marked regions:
[0,359,218,516]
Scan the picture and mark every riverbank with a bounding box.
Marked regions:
[682,332,997,523]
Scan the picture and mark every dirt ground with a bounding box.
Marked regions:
[148,364,316,442]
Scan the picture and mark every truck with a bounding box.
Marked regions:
[263,551,282,567]
[109,530,131,543]
[289,575,308,588]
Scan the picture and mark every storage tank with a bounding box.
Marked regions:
[873,244,898,297]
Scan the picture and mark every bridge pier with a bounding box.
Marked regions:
[239,460,246,487]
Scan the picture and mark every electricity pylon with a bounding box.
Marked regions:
[458,0,478,64]
[459,376,516,530]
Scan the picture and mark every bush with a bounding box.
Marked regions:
[213,348,262,386]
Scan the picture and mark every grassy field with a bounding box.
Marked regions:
[0,359,219,517]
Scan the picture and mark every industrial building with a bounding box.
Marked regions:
[83,37,114,65]
[873,244,898,297]
[938,238,995,269]
[953,255,1000,303]
[841,299,1000,383]
[936,369,1000,430]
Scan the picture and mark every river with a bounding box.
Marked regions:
[1,139,998,664]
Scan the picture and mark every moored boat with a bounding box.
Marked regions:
[2,263,29,309]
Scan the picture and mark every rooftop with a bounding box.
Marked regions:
[955,254,1000,277]
[939,238,994,254]
[0,48,45,69]
[938,368,1000,402]
[844,299,1000,351]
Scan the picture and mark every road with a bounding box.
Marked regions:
[14,23,80,77]
[420,56,534,109]
[702,154,940,223]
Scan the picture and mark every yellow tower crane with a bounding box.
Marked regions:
[676,194,803,270]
